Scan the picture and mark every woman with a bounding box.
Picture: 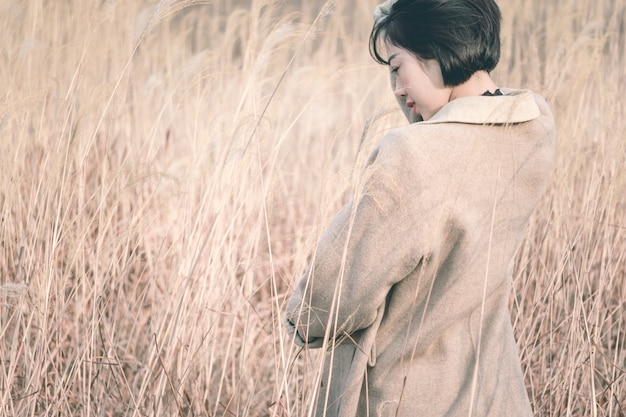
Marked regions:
[285,0,555,416]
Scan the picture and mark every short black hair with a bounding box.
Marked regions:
[370,0,502,86]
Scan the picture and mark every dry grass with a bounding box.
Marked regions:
[0,0,624,416]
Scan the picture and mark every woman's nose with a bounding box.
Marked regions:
[390,73,405,98]
[394,84,406,98]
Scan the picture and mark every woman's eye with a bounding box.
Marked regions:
[390,66,399,74]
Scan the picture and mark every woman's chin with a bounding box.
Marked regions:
[398,104,423,123]
[409,113,424,123]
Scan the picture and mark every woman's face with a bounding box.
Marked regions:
[386,42,452,122]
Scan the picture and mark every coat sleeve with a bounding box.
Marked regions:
[285,133,428,348]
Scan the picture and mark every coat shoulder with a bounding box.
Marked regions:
[372,123,444,161]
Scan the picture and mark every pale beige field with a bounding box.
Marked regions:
[0,0,624,416]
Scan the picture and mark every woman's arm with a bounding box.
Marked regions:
[285,134,427,348]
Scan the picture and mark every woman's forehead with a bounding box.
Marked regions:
[385,42,406,60]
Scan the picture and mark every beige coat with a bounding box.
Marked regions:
[285,89,555,417]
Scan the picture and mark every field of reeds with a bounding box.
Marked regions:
[0,0,624,416]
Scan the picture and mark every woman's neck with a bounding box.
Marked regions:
[449,71,498,100]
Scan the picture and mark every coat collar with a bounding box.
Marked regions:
[421,89,540,125]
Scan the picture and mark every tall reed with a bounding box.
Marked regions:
[0,0,623,416]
